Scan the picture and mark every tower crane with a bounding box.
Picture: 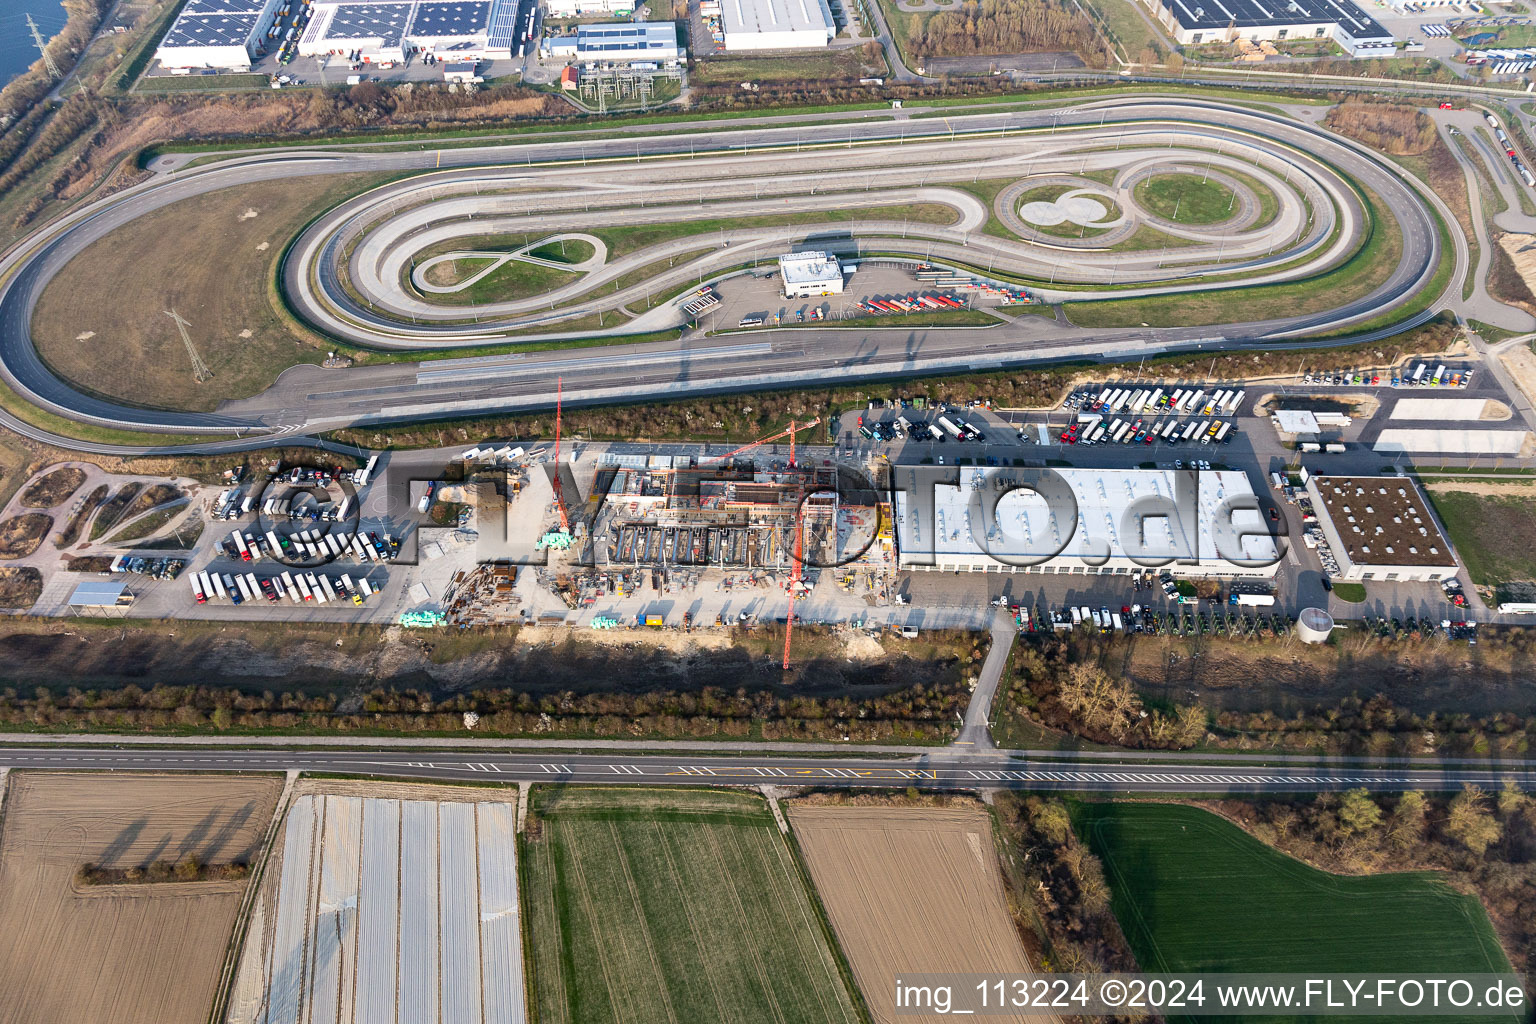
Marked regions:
[536,377,573,550]
[698,417,822,466]
[553,376,569,532]
[783,498,807,671]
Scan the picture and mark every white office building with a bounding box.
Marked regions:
[543,21,682,61]
[779,251,843,298]
[893,466,1280,578]
[155,0,284,69]
[720,0,834,50]
[546,0,634,16]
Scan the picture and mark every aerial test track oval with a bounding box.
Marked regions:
[0,100,1444,449]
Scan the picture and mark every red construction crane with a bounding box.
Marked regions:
[783,499,806,671]
[698,417,821,467]
[552,377,569,532]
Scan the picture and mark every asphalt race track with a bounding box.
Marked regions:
[0,746,1529,794]
[0,98,1450,450]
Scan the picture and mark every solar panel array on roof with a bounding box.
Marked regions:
[162,11,267,47]
[321,1,411,41]
[486,0,518,48]
[181,0,274,14]
[410,0,492,36]
[1168,0,1386,35]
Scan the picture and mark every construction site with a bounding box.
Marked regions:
[430,414,900,659]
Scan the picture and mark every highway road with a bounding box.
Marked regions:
[0,96,1453,451]
[0,746,1530,794]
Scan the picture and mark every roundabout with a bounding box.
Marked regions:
[0,99,1451,448]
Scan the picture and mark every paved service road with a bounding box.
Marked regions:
[0,746,1529,794]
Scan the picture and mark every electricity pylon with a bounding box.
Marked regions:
[165,309,213,383]
[26,14,61,80]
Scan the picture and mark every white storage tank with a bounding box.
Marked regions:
[1297,607,1335,644]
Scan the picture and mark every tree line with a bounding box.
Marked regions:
[1002,629,1536,759]
[906,0,1100,61]
[1324,98,1437,157]
[0,676,971,743]
[75,854,250,886]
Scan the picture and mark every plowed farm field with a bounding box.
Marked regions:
[789,805,1058,1024]
[0,771,282,1024]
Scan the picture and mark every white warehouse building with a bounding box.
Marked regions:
[893,466,1280,578]
[155,0,284,69]
[779,251,843,298]
[298,0,520,63]
[1148,0,1392,56]
[721,0,834,50]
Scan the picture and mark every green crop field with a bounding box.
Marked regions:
[522,787,862,1024]
[1073,802,1515,1024]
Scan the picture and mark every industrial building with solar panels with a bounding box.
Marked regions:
[297,0,522,62]
[154,0,286,69]
[1148,0,1394,56]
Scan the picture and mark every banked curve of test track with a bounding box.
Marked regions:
[0,98,1448,454]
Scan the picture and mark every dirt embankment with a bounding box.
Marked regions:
[0,618,967,698]
[1121,634,1536,718]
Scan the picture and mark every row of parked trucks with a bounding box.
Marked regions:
[1403,362,1471,387]
[1486,112,1536,188]
[213,459,375,521]
[1083,386,1246,418]
[191,568,378,606]
[860,410,985,443]
[225,527,396,563]
[856,295,967,316]
[1061,415,1235,447]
